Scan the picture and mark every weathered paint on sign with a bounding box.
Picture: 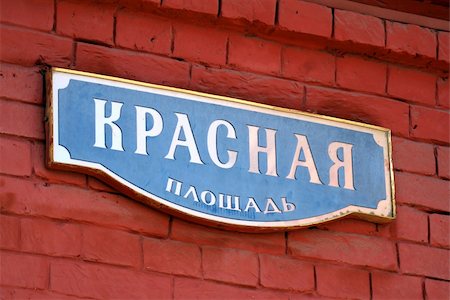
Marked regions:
[46,68,395,231]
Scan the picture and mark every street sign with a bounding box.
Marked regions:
[46,68,395,231]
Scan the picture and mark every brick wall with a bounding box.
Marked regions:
[0,0,449,299]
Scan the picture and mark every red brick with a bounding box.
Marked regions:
[260,254,314,292]
[0,100,45,140]
[33,142,86,186]
[316,265,369,299]
[190,65,303,109]
[289,229,397,270]
[228,35,281,76]
[372,271,422,300]
[438,31,449,63]
[21,218,82,257]
[202,246,258,286]
[174,277,289,300]
[0,287,84,300]
[392,137,435,175]
[221,0,276,25]
[0,251,49,289]
[382,205,428,243]
[437,77,449,109]
[0,64,43,104]
[88,176,117,193]
[162,0,218,15]
[1,176,170,237]
[335,10,384,47]
[388,66,436,105]
[116,10,171,56]
[425,279,450,300]
[317,218,377,235]
[143,238,201,277]
[278,0,332,37]
[437,146,450,179]
[173,23,227,65]
[170,219,285,255]
[305,86,409,136]
[57,0,115,45]
[0,215,20,250]
[337,56,386,94]
[75,43,190,88]
[51,261,172,299]
[0,136,31,176]
[399,243,450,280]
[411,106,450,144]
[0,0,54,31]
[395,172,449,212]
[82,226,140,267]
[282,47,335,85]
[386,21,436,58]
[430,214,450,248]
[0,25,72,67]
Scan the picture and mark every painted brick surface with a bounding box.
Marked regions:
[316,265,370,299]
[305,87,410,136]
[429,214,450,248]
[388,66,436,105]
[228,34,281,75]
[189,65,303,109]
[282,47,335,85]
[21,218,82,257]
[221,0,276,25]
[57,0,115,45]
[0,0,449,298]
[438,31,449,63]
[143,238,202,277]
[336,55,387,94]
[173,23,228,65]
[399,243,450,280]
[116,10,172,55]
[0,215,20,250]
[260,254,314,291]
[334,10,384,47]
[386,21,436,58]
[0,136,31,177]
[278,0,332,37]
[392,137,435,175]
[0,0,54,31]
[372,272,423,300]
[82,226,141,267]
[0,26,72,67]
[0,64,43,104]
[202,247,259,287]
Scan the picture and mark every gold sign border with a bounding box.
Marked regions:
[46,67,396,232]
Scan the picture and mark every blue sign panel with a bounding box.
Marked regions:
[47,68,395,230]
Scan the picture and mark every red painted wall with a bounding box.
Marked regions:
[1,0,449,299]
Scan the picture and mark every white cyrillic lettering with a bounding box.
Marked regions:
[286,134,322,184]
[207,120,238,169]
[264,198,282,214]
[135,106,163,155]
[166,177,182,196]
[183,185,199,202]
[93,99,124,151]
[328,142,355,190]
[281,197,296,212]
[165,113,204,164]
[200,191,216,206]
[218,194,241,211]
[244,197,261,213]
[248,126,278,177]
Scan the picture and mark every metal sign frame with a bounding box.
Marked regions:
[46,68,395,232]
